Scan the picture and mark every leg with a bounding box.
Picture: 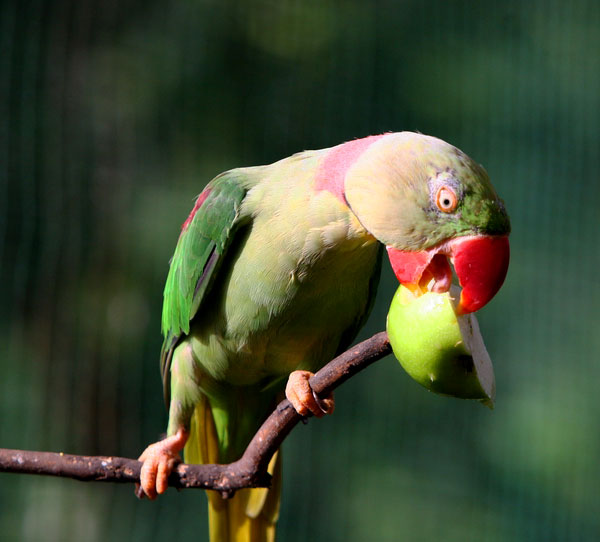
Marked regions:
[137,341,201,499]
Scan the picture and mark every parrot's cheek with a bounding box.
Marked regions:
[386,234,510,314]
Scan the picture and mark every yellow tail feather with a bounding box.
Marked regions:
[185,396,282,542]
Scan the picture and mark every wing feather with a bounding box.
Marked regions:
[160,170,250,403]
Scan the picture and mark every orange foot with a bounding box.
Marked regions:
[136,427,189,500]
[285,370,335,418]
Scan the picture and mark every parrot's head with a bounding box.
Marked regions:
[344,132,511,314]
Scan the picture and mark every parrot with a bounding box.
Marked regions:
[137,132,510,541]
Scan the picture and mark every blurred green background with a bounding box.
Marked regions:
[1,0,599,540]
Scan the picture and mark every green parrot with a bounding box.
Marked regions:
[137,132,510,541]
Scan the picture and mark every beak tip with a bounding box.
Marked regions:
[456,294,479,315]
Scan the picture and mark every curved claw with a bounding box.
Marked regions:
[286,370,335,418]
[136,427,189,500]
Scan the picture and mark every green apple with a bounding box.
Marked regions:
[386,285,495,407]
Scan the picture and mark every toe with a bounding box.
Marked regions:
[140,458,158,500]
[156,457,174,495]
[287,385,311,417]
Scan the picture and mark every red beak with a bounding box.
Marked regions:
[387,235,510,314]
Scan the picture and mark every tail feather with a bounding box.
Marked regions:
[185,396,281,542]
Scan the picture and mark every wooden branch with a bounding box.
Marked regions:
[0,332,391,496]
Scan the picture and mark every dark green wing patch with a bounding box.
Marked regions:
[160,170,249,403]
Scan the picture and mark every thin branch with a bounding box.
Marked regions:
[0,332,391,496]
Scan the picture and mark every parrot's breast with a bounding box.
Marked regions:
[189,188,381,387]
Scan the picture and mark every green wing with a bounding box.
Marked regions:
[160,170,249,403]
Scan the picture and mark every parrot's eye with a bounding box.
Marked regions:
[435,186,458,213]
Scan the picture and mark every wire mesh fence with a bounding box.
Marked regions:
[1,0,599,540]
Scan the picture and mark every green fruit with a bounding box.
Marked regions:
[386,285,495,407]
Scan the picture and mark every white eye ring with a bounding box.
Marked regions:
[435,185,458,213]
